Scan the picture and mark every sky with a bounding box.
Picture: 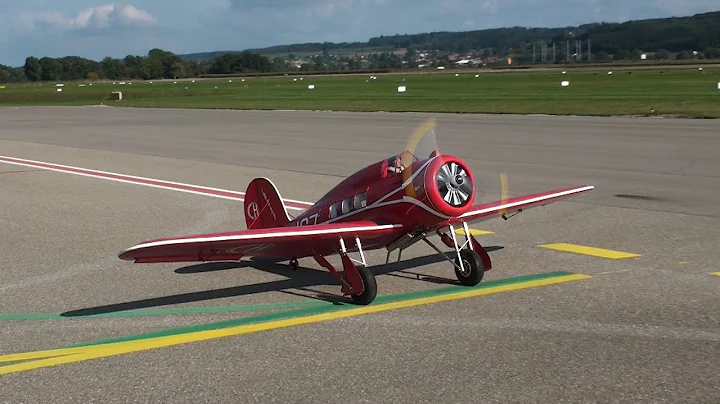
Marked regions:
[1,0,718,66]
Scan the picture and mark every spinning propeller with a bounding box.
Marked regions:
[499,173,508,216]
[400,117,514,217]
[401,117,438,200]
[498,172,522,220]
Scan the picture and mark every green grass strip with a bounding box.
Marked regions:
[2,69,720,117]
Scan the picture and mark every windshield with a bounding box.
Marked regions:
[383,118,440,178]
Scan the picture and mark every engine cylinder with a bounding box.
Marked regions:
[420,155,476,217]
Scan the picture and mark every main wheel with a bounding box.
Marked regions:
[350,265,377,305]
[454,249,484,286]
[289,258,298,270]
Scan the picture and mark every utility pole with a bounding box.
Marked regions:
[553,42,556,63]
[566,40,570,62]
[588,38,591,62]
[577,40,582,61]
[533,43,536,63]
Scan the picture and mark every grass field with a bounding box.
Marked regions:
[1,67,719,117]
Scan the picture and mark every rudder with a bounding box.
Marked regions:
[244,178,293,229]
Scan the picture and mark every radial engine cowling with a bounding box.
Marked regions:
[419,155,476,217]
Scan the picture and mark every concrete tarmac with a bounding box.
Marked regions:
[1,106,719,403]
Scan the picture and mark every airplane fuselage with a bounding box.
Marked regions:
[288,154,477,252]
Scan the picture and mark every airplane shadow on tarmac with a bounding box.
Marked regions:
[60,246,504,317]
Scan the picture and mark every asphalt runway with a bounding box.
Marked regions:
[1,106,719,403]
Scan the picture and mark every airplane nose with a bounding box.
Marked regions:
[420,155,476,217]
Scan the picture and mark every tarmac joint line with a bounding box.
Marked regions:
[0,271,591,376]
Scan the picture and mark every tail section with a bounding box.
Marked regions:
[244,178,293,229]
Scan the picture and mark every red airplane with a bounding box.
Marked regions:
[119,119,594,305]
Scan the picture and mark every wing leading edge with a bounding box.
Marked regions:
[119,221,403,263]
[435,185,594,229]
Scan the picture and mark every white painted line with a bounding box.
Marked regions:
[0,155,314,211]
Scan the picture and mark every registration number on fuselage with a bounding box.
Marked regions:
[296,212,320,226]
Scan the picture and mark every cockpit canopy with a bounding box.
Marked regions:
[383,118,441,177]
[316,118,443,213]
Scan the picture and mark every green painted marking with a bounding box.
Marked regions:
[71,271,573,348]
[71,304,353,347]
[0,301,328,321]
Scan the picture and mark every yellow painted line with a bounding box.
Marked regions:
[454,228,494,236]
[539,243,641,259]
[0,274,590,376]
[0,350,78,364]
[710,272,720,277]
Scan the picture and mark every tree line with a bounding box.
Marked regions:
[192,11,719,60]
[1,10,718,84]
[0,49,273,84]
[0,48,409,84]
[358,11,720,56]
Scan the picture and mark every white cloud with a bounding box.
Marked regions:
[312,0,356,19]
[19,4,156,32]
[482,0,499,13]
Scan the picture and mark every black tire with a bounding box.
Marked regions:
[350,265,377,305]
[454,249,484,286]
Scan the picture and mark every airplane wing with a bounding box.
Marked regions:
[434,185,594,230]
[119,221,402,263]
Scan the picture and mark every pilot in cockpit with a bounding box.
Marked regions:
[386,156,405,175]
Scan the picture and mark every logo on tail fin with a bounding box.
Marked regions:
[247,202,260,221]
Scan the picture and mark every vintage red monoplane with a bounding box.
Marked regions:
[119,119,594,305]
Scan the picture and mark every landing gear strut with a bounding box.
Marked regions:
[313,236,377,305]
[386,221,492,286]
[436,222,491,286]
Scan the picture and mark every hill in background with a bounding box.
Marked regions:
[177,11,720,64]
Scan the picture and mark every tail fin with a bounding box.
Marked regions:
[244,178,293,229]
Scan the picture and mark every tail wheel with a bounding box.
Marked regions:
[454,249,484,286]
[350,265,377,305]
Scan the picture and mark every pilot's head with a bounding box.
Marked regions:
[387,156,404,174]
